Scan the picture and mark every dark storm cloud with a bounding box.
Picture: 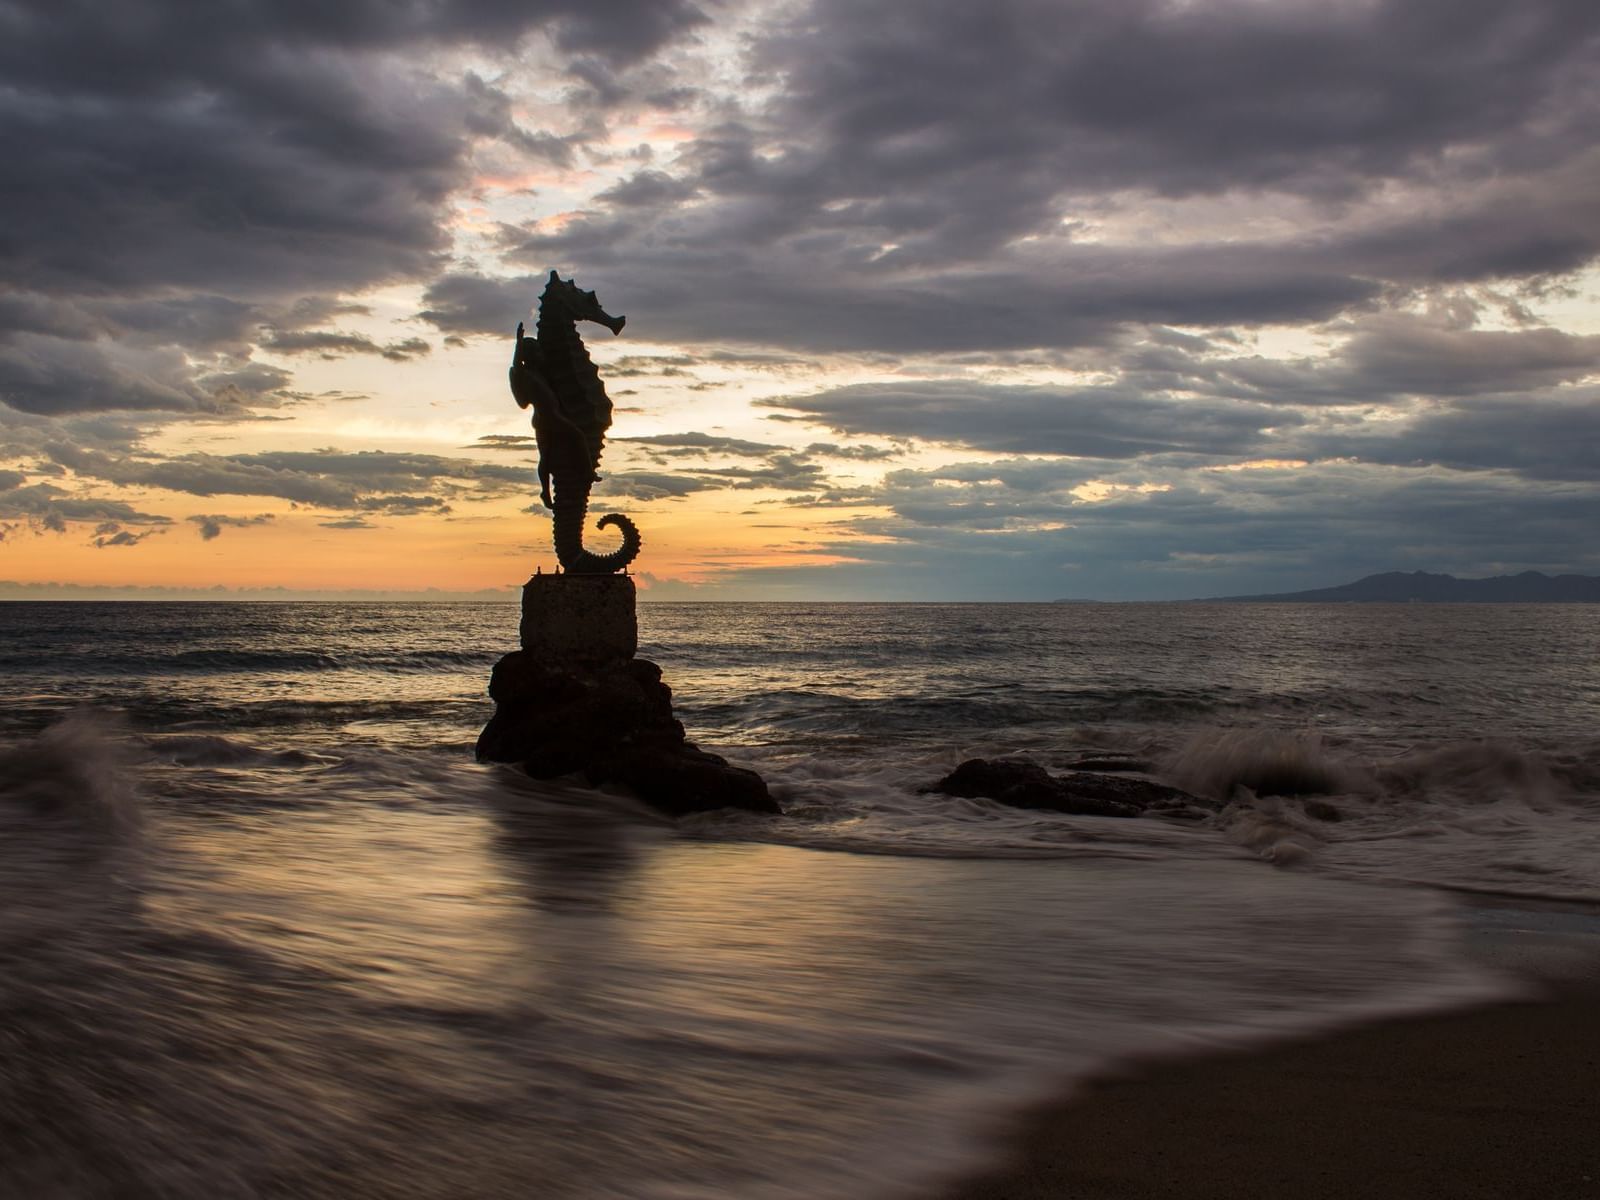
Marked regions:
[595,170,700,208]
[3,64,462,298]
[491,0,1599,359]
[754,0,1598,208]
[0,0,710,86]
[433,249,1377,354]
[1331,318,1600,398]
[0,0,710,417]
[85,295,264,351]
[1327,154,1600,285]
[761,381,1297,459]
[548,2,710,66]
[0,336,241,416]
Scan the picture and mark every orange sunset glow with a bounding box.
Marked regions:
[2,0,1597,600]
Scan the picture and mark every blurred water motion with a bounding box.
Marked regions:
[2,600,1596,1197]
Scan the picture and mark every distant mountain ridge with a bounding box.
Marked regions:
[1203,570,1600,603]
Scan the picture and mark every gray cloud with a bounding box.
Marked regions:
[90,523,163,549]
[417,273,546,336]
[40,445,532,518]
[468,434,540,452]
[0,480,173,531]
[9,0,1600,597]
[357,494,454,515]
[1304,392,1600,482]
[478,0,1599,365]
[762,381,1299,459]
[1331,317,1600,397]
[666,459,1600,600]
[803,442,901,461]
[595,471,714,501]
[595,169,700,208]
[753,0,1599,212]
[615,432,784,456]
[0,335,244,416]
[189,513,276,540]
[260,330,433,362]
[1102,309,1600,408]
[0,0,711,418]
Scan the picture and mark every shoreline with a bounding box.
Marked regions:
[944,983,1599,1200]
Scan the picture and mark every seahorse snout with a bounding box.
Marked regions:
[600,313,626,335]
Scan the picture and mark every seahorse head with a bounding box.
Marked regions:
[541,270,626,336]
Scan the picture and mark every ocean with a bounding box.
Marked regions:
[2,600,1598,1198]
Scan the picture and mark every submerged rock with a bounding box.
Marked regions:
[926,757,1212,820]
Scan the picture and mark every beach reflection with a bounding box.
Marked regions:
[13,762,1508,1200]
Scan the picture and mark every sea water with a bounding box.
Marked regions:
[2,601,1597,1198]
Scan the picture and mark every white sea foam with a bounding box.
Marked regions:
[1163,727,1365,801]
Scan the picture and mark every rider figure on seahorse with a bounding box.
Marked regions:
[509,270,642,574]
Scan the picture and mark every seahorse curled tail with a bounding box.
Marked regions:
[551,478,641,573]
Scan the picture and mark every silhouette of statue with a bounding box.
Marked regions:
[510,271,641,573]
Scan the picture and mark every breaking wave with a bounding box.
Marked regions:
[0,710,141,839]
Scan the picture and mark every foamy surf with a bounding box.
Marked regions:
[0,738,1520,1200]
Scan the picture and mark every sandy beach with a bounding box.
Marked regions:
[949,988,1599,1200]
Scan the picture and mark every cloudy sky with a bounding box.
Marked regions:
[3,0,1598,600]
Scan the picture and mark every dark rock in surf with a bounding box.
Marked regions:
[926,758,1212,820]
[476,576,778,818]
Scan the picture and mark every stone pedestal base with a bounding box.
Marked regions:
[520,573,637,661]
[477,572,777,817]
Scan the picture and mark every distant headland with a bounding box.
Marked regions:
[1197,570,1600,603]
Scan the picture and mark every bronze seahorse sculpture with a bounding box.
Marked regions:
[510,270,641,573]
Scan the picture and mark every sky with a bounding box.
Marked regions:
[2,0,1598,601]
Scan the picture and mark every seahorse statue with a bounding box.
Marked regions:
[509,270,641,574]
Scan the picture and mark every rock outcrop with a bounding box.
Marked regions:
[477,575,778,817]
[927,757,1213,820]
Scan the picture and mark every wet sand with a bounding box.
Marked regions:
[949,989,1599,1200]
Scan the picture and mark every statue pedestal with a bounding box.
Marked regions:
[520,573,637,661]
[477,572,777,817]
